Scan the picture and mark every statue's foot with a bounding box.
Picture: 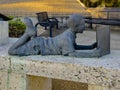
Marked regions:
[24,17,37,38]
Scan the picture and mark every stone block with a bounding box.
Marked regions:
[96,25,110,56]
[0,71,8,90]
[88,84,109,90]
[52,79,87,90]
[27,75,52,90]
[0,57,10,72]
[0,40,120,90]
[8,73,26,90]
[0,21,9,45]
[88,84,120,90]
[10,56,26,74]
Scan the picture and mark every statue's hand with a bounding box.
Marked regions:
[25,28,37,38]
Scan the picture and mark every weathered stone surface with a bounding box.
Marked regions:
[10,57,26,74]
[88,84,120,90]
[8,52,120,89]
[24,54,120,88]
[0,53,9,90]
[0,56,10,72]
[0,71,8,90]
[8,73,26,90]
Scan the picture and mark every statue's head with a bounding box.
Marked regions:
[24,17,34,27]
[67,14,85,33]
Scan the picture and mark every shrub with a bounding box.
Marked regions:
[8,16,15,20]
[9,18,26,37]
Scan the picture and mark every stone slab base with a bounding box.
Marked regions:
[52,79,87,90]
[0,71,8,90]
[27,75,52,90]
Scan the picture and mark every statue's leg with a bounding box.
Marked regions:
[8,19,38,55]
[8,34,30,55]
[8,37,41,56]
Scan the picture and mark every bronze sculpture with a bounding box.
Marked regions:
[8,14,100,57]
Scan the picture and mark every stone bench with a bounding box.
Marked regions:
[0,38,120,90]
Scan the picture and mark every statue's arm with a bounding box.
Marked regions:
[68,49,101,58]
[74,42,97,50]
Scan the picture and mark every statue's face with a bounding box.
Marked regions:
[74,20,85,33]
[68,14,85,33]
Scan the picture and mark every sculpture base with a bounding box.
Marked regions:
[0,39,120,90]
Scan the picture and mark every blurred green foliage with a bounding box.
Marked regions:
[80,0,120,7]
[8,16,15,20]
[9,18,26,37]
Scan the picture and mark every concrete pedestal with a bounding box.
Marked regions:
[0,21,9,45]
[27,75,52,90]
[0,38,120,90]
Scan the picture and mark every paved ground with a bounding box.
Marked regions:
[37,27,120,50]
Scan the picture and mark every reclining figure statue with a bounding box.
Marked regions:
[8,14,100,57]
